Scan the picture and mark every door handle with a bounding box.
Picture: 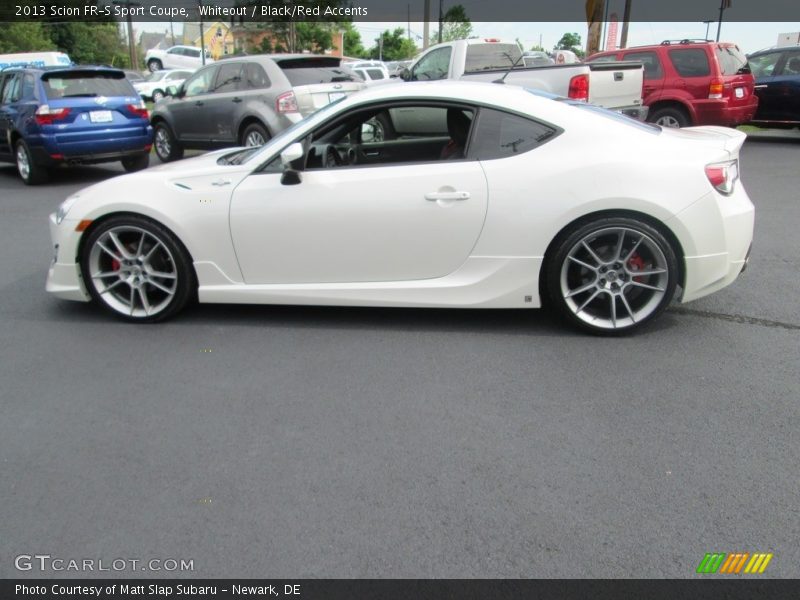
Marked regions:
[232,97,242,103]
[363,151,380,157]
[754,84,768,89]
[211,179,231,187]
[425,191,470,201]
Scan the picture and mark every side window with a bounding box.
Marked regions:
[167,47,182,56]
[411,47,452,81]
[213,63,243,93]
[748,52,782,77]
[587,54,620,64]
[622,51,664,79]
[184,67,216,97]
[469,109,557,160]
[668,48,710,77]
[780,52,800,75]
[1,74,22,104]
[21,74,36,99]
[243,62,271,89]
[186,48,201,59]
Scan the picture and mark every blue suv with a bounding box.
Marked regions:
[0,66,153,184]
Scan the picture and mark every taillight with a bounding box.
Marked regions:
[34,105,71,125]
[708,78,725,99]
[705,160,739,195]
[276,91,298,114]
[126,102,149,119]
[568,74,589,101]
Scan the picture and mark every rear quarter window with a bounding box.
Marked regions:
[43,72,134,98]
[469,109,558,160]
[668,48,711,77]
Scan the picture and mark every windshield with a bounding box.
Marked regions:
[145,71,167,82]
[42,71,134,98]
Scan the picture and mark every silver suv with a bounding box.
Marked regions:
[150,55,365,162]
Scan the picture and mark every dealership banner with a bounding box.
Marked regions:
[3,0,800,22]
[4,579,800,599]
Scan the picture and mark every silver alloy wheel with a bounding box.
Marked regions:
[88,226,178,318]
[155,127,171,158]
[245,130,266,146]
[656,115,681,128]
[152,90,164,102]
[16,145,30,181]
[559,227,669,330]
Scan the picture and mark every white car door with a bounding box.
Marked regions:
[229,161,488,284]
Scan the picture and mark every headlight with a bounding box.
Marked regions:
[56,194,80,224]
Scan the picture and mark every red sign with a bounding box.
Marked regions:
[606,13,619,51]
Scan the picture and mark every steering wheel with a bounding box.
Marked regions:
[323,144,343,168]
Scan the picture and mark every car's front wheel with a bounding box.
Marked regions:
[240,122,270,147]
[15,139,49,185]
[545,217,679,334]
[81,216,195,322]
[121,153,150,172]
[153,122,184,162]
[147,59,163,72]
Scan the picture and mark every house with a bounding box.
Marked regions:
[183,22,234,60]
[139,31,172,55]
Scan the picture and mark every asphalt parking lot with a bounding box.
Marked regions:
[1,137,798,579]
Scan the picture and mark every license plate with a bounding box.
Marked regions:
[734,87,745,99]
[89,110,113,123]
[328,92,346,103]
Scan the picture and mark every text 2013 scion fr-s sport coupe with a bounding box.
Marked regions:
[46,81,754,334]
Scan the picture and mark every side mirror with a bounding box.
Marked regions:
[400,68,411,81]
[280,142,304,166]
[361,122,378,142]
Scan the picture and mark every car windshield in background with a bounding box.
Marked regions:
[145,71,167,82]
[42,71,133,98]
[716,46,751,75]
[279,67,359,85]
[464,44,523,72]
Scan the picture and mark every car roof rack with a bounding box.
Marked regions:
[660,39,714,45]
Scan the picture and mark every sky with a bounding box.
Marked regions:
[136,21,800,57]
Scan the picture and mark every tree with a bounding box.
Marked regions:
[529,44,546,52]
[341,21,367,58]
[45,23,131,67]
[0,23,55,53]
[555,32,582,52]
[429,4,473,46]
[370,28,417,61]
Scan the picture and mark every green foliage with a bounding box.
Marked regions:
[555,32,582,52]
[530,44,546,52]
[45,23,130,67]
[0,23,55,54]
[370,28,417,61]
[341,22,367,58]
[429,4,473,46]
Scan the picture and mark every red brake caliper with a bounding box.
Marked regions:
[627,253,647,283]
[111,258,120,271]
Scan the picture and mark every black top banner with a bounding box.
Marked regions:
[4,579,800,600]
[3,0,800,22]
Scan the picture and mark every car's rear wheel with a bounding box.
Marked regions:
[147,59,162,72]
[81,216,195,322]
[153,122,184,162]
[15,139,49,185]
[241,122,270,147]
[121,153,150,172]
[152,89,165,102]
[545,217,679,334]
[648,106,690,128]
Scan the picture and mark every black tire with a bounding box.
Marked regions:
[80,215,195,323]
[544,216,679,335]
[153,121,184,162]
[240,122,270,147]
[121,153,150,172]
[147,59,163,73]
[14,139,49,185]
[648,106,690,128]
[151,89,165,102]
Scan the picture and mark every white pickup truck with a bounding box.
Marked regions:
[401,39,647,120]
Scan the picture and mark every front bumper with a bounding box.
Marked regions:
[45,213,90,302]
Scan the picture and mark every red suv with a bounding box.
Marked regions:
[587,40,757,127]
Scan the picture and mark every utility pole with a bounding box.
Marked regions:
[438,0,443,44]
[198,0,206,65]
[620,0,632,49]
[407,4,411,40]
[715,0,729,42]
[423,0,430,50]
[703,20,713,40]
[113,0,140,68]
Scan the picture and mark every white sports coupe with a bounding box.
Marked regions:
[46,81,754,334]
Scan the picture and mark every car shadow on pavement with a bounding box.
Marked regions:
[0,163,124,187]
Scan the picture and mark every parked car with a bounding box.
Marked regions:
[402,38,646,119]
[0,65,152,184]
[48,81,754,334]
[385,60,411,78]
[145,45,211,72]
[134,69,194,102]
[747,45,800,126]
[523,51,555,67]
[150,54,365,162]
[123,70,146,84]
[347,61,391,84]
[587,39,758,127]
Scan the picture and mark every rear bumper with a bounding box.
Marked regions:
[693,98,758,127]
[32,143,151,166]
[28,126,153,165]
